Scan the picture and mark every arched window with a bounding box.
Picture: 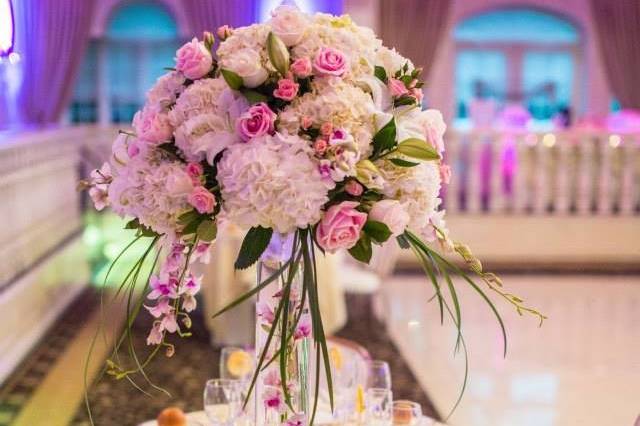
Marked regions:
[453,9,581,128]
[70,1,181,124]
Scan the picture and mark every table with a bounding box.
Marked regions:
[140,410,443,425]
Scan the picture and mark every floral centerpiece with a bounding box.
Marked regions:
[83,5,544,425]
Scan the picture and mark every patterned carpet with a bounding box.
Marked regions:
[1,290,439,425]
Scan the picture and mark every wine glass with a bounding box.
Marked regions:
[204,379,242,426]
[220,347,255,381]
[366,388,393,426]
[392,400,423,425]
[367,360,392,390]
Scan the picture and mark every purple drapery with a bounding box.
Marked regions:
[16,0,96,125]
[590,0,640,109]
[182,0,259,36]
[379,0,451,79]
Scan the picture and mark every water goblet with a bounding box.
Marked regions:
[365,387,393,426]
[367,360,392,390]
[204,378,242,426]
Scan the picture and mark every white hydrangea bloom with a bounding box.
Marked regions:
[379,160,442,233]
[169,78,228,127]
[217,133,329,233]
[146,71,186,110]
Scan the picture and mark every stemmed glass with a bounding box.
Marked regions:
[392,400,423,425]
[367,360,392,390]
[365,388,393,426]
[203,378,242,426]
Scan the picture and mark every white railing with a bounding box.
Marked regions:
[443,129,640,216]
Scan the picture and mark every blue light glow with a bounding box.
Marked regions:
[0,0,15,56]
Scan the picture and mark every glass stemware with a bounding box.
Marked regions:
[367,360,392,390]
[220,346,255,381]
[204,378,242,426]
[392,400,423,425]
[365,388,393,426]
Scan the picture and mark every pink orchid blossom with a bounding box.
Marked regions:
[182,273,201,296]
[284,414,306,426]
[146,322,163,345]
[257,300,275,324]
[262,387,285,412]
[294,314,312,340]
[148,275,178,299]
[182,293,197,312]
[190,242,211,264]
[160,313,179,333]
[145,297,173,318]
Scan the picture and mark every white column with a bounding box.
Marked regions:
[597,135,613,215]
[554,133,570,215]
[577,135,594,215]
[533,135,550,214]
[619,135,637,215]
[466,133,483,214]
[97,40,111,126]
[489,133,504,213]
[512,135,530,213]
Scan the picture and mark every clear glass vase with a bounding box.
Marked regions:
[254,234,312,426]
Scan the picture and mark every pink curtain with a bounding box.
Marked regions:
[379,0,452,79]
[16,0,96,125]
[182,0,259,36]
[590,0,640,109]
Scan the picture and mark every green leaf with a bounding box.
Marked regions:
[372,117,396,157]
[363,220,392,243]
[242,89,268,104]
[389,158,419,167]
[394,95,417,107]
[348,235,373,263]
[267,32,290,76]
[374,65,388,83]
[234,226,273,269]
[197,219,217,242]
[221,68,243,90]
[396,234,410,249]
[396,138,440,161]
[177,210,200,226]
[125,218,140,229]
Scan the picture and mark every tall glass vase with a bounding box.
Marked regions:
[254,234,312,426]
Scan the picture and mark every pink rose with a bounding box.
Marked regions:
[186,162,203,179]
[313,138,328,155]
[320,122,333,136]
[369,199,409,237]
[133,106,173,144]
[344,179,363,196]
[388,78,409,97]
[313,47,348,77]
[291,57,312,78]
[175,38,213,80]
[439,163,452,184]
[236,102,276,141]
[188,186,216,214]
[273,78,299,101]
[316,201,367,253]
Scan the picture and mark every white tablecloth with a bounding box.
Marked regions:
[140,410,443,425]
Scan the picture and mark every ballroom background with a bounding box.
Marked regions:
[0,1,639,425]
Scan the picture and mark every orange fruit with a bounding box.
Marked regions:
[157,407,187,426]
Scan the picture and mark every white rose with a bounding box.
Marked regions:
[220,48,268,88]
[369,199,410,236]
[270,5,309,46]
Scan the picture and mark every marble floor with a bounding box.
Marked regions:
[383,274,640,426]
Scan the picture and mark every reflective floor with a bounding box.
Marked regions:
[384,274,640,426]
